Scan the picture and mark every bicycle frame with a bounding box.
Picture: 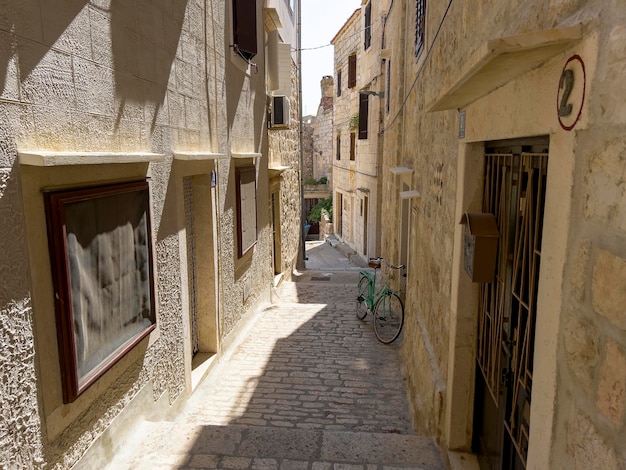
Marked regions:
[359,260,393,312]
[356,257,406,344]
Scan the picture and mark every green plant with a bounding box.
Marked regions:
[318,176,328,185]
[308,196,333,223]
[304,177,318,186]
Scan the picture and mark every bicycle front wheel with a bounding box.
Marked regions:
[373,292,404,344]
[356,276,369,320]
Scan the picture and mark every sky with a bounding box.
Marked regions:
[300,0,362,116]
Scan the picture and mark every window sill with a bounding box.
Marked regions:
[232,152,262,160]
[174,152,226,161]
[18,151,165,166]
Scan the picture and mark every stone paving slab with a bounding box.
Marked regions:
[107,423,443,469]
[103,273,445,470]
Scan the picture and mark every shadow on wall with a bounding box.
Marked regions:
[110,0,188,135]
[0,0,89,98]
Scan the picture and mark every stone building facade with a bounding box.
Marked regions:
[266,0,302,283]
[378,0,626,469]
[312,76,334,183]
[331,2,386,262]
[0,0,300,467]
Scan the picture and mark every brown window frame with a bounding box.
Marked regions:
[358,93,369,139]
[235,165,258,258]
[232,0,258,61]
[44,180,157,404]
[348,54,357,88]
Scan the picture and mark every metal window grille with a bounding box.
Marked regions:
[415,0,426,58]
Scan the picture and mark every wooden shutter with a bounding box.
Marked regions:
[350,133,356,160]
[337,69,342,97]
[232,0,257,61]
[358,93,369,139]
[236,166,258,257]
[364,2,372,49]
[348,54,357,88]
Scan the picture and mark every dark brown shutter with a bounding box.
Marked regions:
[233,0,257,61]
[337,69,342,97]
[364,2,372,49]
[358,93,369,139]
[350,133,356,160]
[348,54,357,88]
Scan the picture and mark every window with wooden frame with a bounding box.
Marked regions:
[358,93,369,139]
[348,54,357,88]
[44,181,156,403]
[232,0,257,61]
[415,0,426,59]
[350,132,356,160]
[337,69,342,97]
[364,2,372,50]
[336,133,341,160]
[235,165,258,257]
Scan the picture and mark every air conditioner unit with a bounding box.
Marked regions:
[271,95,290,128]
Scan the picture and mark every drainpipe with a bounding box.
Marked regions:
[297,0,306,269]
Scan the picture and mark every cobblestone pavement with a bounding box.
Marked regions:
[105,244,445,469]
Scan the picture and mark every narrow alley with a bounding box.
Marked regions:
[102,240,446,469]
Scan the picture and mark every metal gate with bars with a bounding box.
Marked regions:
[474,143,549,470]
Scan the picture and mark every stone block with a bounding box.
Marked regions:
[596,340,626,427]
[566,410,619,470]
[563,312,599,393]
[592,249,626,330]
[570,239,591,302]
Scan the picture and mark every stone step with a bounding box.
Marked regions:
[106,422,445,469]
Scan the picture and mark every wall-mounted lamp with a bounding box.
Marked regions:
[359,90,385,98]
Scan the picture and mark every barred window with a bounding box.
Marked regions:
[415,0,426,59]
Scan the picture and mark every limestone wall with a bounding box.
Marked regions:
[312,76,334,183]
[381,0,626,467]
[268,62,302,281]
[0,0,272,467]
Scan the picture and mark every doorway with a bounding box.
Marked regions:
[473,140,549,470]
[362,195,369,256]
[183,175,219,376]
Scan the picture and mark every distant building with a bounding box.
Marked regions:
[331,4,384,261]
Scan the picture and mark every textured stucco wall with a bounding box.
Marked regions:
[0,0,273,467]
[381,0,626,467]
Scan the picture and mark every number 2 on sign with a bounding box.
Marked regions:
[558,69,574,117]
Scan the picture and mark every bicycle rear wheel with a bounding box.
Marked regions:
[373,292,404,344]
[356,276,369,320]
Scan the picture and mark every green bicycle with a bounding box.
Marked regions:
[356,257,405,344]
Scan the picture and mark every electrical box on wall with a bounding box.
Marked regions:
[459,212,499,283]
[271,95,290,128]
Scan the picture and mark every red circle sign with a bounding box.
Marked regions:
[557,55,586,131]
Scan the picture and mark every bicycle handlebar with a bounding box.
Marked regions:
[368,257,405,271]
